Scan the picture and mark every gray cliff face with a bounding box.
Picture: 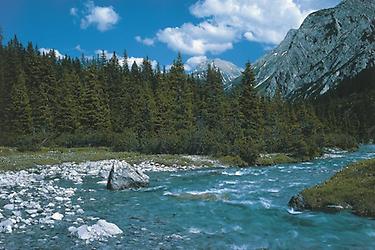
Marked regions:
[191,58,243,90]
[253,0,375,99]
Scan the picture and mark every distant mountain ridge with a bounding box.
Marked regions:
[189,58,243,90]
[251,0,375,99]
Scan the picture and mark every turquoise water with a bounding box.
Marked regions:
[2,145,375,249]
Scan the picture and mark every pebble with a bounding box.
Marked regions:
[51,212,64,221]
[0,158,216,240]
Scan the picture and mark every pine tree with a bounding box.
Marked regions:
[105,52,124,132]
[53,69,79,133]
[81,64,111,131]
[9,69,32,134]
[236,62,264,163]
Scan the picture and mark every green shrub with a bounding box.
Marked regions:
[111,130,139,152]
[218,155,247,167]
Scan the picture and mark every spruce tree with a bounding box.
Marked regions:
[9,69,32,134]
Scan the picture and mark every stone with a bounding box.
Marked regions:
[0,219,13,233]
[3,204,15,210]
[69,220,123,241]
[51,212,64,221]
[96,219,123,235]
[106,162,149,190]
[288,194,306,211]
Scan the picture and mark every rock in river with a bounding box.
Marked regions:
[288,194,306,211]
[69,219,123,241]
[106,162,150,190]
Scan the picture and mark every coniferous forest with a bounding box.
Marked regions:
[0,36,362,164]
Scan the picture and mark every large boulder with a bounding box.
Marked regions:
[288,194,306,211]
[69,219,123,241]
[106,162,149,190]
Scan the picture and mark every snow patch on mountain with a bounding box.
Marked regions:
[187,57,243,89]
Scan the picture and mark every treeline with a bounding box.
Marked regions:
[0,36,353,164]
[314,66,375,144]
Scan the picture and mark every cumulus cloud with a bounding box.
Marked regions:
[39,48,64,58]
[80,1,120,32]
[157,21,235,55]
[157,0,319,55]
[135,36,155,46]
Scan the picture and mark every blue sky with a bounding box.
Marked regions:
[0,0,340,68]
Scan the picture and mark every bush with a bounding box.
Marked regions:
[218,155,247,167]
[234,137,259,166]
[324,133,358,150]
[14,134,46,152]
[111,130,139,152]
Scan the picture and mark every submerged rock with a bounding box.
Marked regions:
[107,162,150,190]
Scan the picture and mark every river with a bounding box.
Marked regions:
[1,145,375,249]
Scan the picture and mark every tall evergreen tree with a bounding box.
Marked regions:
[9,69,32,134]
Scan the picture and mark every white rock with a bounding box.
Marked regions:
[0,219,13,233]
[69,220,123,241]
[97,219,123,235]
[3,204,15,210]
[51,212,64,221]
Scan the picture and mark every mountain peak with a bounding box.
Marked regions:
[189,58,243,89]
[253,0,375,99]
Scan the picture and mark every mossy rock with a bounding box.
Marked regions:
[289,158,375,217]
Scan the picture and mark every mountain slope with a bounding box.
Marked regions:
[190,58,243,90]
[253,0,375,99]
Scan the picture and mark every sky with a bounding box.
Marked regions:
[0,0,341,69]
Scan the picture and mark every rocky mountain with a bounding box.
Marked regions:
[190,58,243,90]
[252,0,375,99]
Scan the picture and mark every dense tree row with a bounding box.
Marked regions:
[313,66,375,145]
[0,36,354,164]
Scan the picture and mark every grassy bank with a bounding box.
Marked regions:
[256,153,298,166]
[0,147,219,171]
[0,147,312,171]
[300,158,375,217]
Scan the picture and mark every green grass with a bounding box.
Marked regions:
[302,158,375,217]
[0,147,217,171]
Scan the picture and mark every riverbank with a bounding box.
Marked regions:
[0,147,307,171]
[0,147,221,171]
[289,158,375,217]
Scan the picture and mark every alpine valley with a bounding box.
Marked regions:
[0,0,375,249]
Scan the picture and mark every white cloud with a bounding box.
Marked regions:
[94,49,114,59]
[135,36,155,46]
[39,48,64,59]
[126,57,157,69]
[157,21,235,55]
[157,0,322,55]
[184,56,208,71]
[70,7,78,16]
[80,1,120,32]
[190,0,312,44]
[75,44,84,53]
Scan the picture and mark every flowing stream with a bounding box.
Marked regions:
[1,145,375,249]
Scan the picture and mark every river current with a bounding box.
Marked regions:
[1,145,375,249]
